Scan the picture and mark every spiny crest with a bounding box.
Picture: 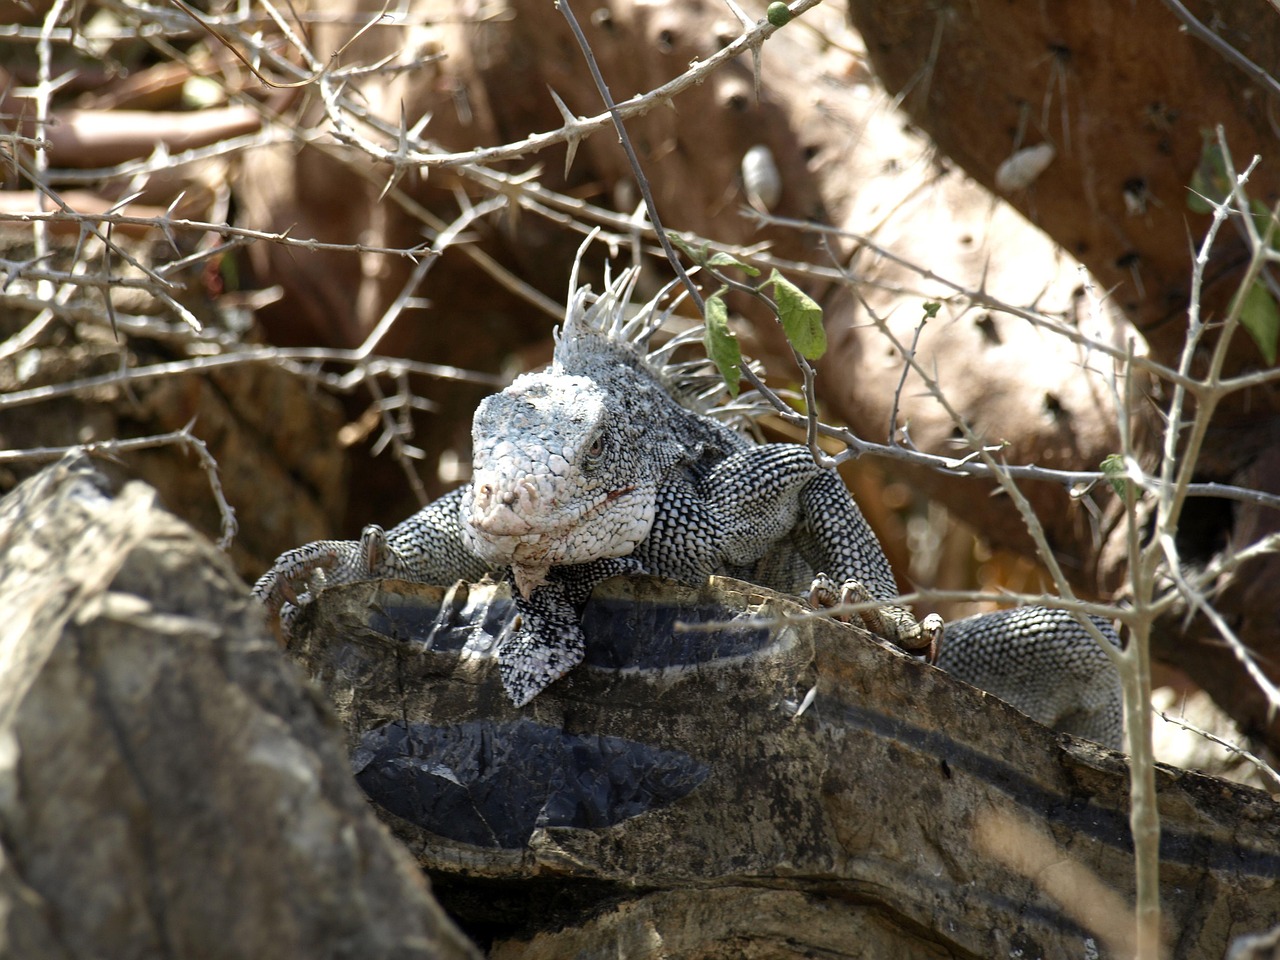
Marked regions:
[555,262,770,430]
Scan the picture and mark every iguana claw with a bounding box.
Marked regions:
[807,572,943,664]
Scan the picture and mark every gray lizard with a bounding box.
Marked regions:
[255,267,1122,747]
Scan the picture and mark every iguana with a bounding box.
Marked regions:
[254,267,1122,747]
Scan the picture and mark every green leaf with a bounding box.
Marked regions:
[666,231,710,266]
[703,289,742,397]
[1239,279,1280,366]
[1187,130,1231,214]
[768,269,827,360]
[1100,453,1129,498]
[923,301,941,319]
[706,251,761,276]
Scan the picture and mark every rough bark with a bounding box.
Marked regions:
[0,458,479,960]
[287,575,1280,960]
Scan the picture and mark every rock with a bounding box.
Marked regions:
[0,457,479,960]
[289,575,1280,959]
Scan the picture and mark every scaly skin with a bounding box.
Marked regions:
[254,269,1121,745]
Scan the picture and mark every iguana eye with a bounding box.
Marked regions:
[584,434,605,464]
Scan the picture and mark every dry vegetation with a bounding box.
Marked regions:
[3,1,1280,955]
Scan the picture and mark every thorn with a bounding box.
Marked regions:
[378,105,432,201]
[405,241,435,263]
[378,164,406,203]
[548,86,582,178]
[2,252,54,292]
[104,190,144,216]
[174,300,203,333]
[145,139,172,172]
[720,0,763,100]
[721,0,753,28]
[378,101,413,202]
[103,222,120,342]
[407,108,433,140]
[46,69,79,97]
[161,191,187,254]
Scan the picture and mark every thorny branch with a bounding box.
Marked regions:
[0,209,438,263]
[1155,705,1280,791]
[556,0,705,314]
[1157,0,1280,101]
[0,425,239,548]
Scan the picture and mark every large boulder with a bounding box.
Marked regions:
[0,457,478,960]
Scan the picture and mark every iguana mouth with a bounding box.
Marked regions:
[468,482,636,539]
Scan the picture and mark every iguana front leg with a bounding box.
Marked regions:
[253,487,492,631]
[252,523,409,630]
[797,470,943,662]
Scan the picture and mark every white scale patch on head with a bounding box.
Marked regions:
[460,369,657,596]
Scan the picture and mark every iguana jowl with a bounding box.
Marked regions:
[255,268,1121,747]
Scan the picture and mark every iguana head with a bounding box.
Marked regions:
[460,265,744,598]
[461,366,669,597]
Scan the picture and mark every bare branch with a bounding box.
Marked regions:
[0,427,238,549]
